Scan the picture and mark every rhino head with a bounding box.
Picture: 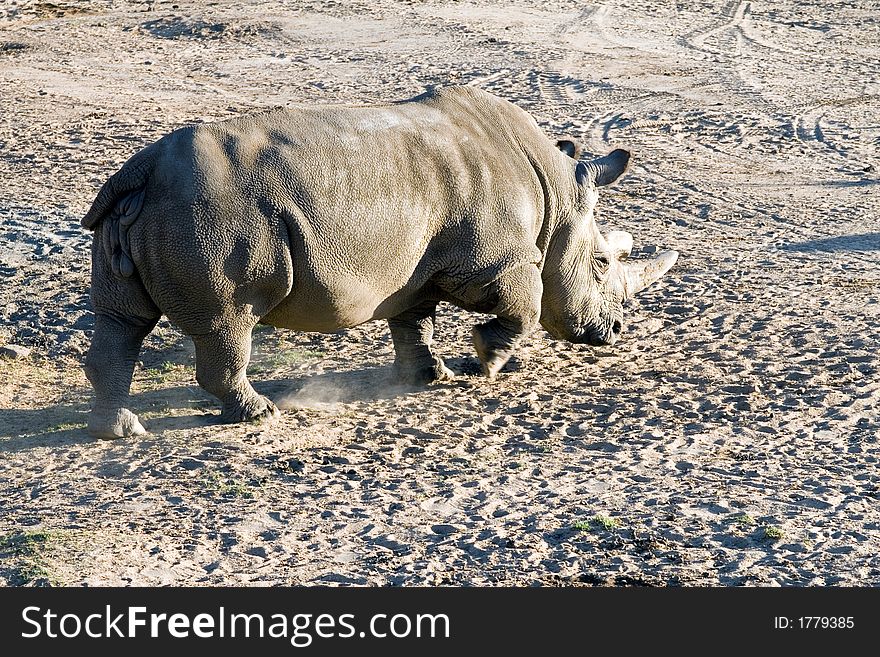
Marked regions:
[540,145,678,346]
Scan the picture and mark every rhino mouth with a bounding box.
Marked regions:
[548,320,621,346]
[572,319,622,346]
[579,327,620,346]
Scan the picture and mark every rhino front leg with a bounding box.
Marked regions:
[388,301,454,385]
[85,313,158,439]
[192,323,279,424]
[471,263,542,379]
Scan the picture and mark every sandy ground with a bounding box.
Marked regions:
[0,0,878,586]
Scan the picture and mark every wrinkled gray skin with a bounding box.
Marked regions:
[81,86,678,439]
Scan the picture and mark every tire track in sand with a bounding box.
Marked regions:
[683,0,750,55]
[792,97,878,174]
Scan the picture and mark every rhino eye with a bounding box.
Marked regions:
[594,253,611,274]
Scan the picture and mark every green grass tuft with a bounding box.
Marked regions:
[591,514,621,531]
[730,513,757,527]
[762,525,784,541]
[0,530,63,586]
[0,530,57,556]
[202,470,255,499]
[572,515,620,533]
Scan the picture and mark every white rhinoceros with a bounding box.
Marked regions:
[81,86,677,438]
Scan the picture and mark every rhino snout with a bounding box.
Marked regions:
[567,319,622,346]
[586,320,622,346]
[609,319,623,343]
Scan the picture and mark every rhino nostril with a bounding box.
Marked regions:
[611,320,622,335]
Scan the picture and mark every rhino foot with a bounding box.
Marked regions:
[393,358,455,386]
[87,408,147,440]
[472,323,514,380]
[220,394,280,425]
[434,360,456,381]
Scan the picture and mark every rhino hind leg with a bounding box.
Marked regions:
[85,313,158,439]
[192,323,279,425]
[388,301,454,386]
[471,322,510,379]
[469,263,542,380]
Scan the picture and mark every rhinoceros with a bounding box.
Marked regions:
[80,86,677,439]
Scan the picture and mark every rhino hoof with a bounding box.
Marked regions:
[471,325,511,380]
[222,395,280,425]
[88,408,147,440]
[248,399,281,424]
[394,360,455,386]
[480,359,506,380]
[435,361,456,381]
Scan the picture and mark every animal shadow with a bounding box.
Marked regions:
[783,232,880,252]
[264,365,461,407]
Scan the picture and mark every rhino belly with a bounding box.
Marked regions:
[259,203,436,332]
[260,273,418,332]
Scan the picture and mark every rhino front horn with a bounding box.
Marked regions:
[623,250,679,299]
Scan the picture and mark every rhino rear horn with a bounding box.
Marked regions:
[606,230,634,260]
[623,250,678,299]
[577,149,631,187]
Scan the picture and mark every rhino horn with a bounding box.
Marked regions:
[622,250,679,299]
[606,230,634,260]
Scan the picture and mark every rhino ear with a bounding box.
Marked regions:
[556,138,585,159]
[577,149,631,187]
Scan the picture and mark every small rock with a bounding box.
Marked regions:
[0,344,31,360]
[284,459,304,472]
[431,524,460,536]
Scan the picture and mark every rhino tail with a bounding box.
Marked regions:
[82,147,156,279]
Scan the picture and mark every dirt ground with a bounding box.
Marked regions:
[1,0,878,586]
